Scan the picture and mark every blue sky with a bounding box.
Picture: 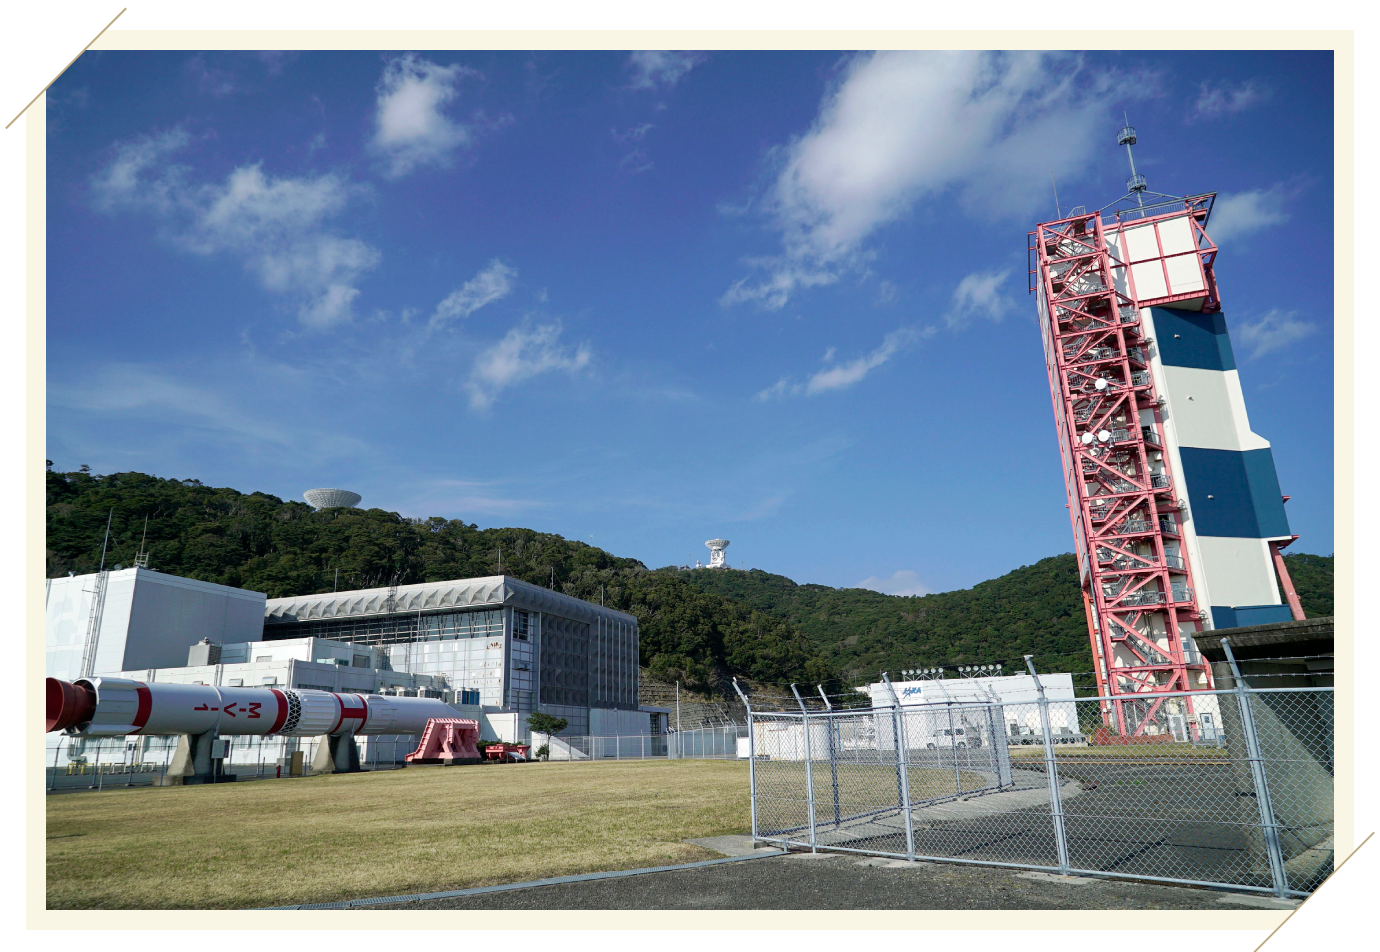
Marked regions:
[45,49,1334,595]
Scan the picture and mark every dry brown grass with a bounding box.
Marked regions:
[47,760,751,910]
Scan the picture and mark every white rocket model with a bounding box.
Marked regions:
[47,676,461,738]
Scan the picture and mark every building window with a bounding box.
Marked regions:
[514,610,531,641]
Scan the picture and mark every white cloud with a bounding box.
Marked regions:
[431,260,518,328]
[91,133,379,328]
[1209,186,1291,242]
[724,51,1144,309]
[613,123,656,173]
[1192,80,1267,119]
[372,54,476,177]
[946,269,1014,328]
[1234,309,1317,359]
[398,479,546,517]
[466,320,592,411]
[627,51,704,90]
[755,377,795,401]
[90,128,190,213]
[758,325,930,399]
[855,569,931,598]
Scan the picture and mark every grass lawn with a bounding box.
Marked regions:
[47,760,751,910]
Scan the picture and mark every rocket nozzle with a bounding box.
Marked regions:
[47,677,96,733]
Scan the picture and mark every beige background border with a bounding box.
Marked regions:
[2,3,1368,938]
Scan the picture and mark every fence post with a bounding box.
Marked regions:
[1025,656,1070,875]
[732,678,758,844]
[882,674,915,862]
[791,685,818,852]
[818,685,841,828]
[95,738,104,792]
[944,702,962,794]
[1222,639,1290,898]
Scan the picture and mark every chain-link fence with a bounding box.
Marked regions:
[736,665,1333,898]
[44,733,414,792]
[529,726,746,761]
[46,724,748,790]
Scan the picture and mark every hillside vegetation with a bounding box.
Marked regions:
[45,467,834,694]
[684,551,1335,682]
[1279,552,1333,618]
[682,556,1094,680]
[46,466,1334,691]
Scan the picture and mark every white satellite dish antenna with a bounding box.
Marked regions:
[704,539,730,569]
[1094,378,1109,391]
[1096,429,1112,443]
[305,488,362,510]
[1081,432,1094,445]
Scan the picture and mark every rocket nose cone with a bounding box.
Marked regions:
[47,677,95,733]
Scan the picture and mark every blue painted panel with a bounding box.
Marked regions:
[1151,308,1237,371]
[1211,604,1294,630]
[1180,447,1292,538]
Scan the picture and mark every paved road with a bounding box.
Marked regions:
[364,851,1299,911]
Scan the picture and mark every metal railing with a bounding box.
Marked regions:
[734,655,1333,898]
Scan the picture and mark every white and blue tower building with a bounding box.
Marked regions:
[1030,123,1304,732]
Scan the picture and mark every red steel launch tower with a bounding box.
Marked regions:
[1029,126,1217,734]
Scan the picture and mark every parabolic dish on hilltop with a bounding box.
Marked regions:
[304,488,362,510]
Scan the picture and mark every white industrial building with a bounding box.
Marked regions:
[872,673,1081,742]
[46,568,661,764]
[45,568,266,681]
[262,575,647,737]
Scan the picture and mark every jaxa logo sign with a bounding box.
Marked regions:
[901,686,925,698]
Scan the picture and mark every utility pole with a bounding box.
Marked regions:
[676,681,681,734]
[333,567,338,593]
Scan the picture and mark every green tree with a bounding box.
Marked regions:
[526,712,568,736]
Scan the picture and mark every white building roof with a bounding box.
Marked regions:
[264,575,636,626]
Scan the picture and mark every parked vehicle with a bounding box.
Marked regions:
[924,727,981,749]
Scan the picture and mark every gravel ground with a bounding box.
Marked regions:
[364,850,1302,911]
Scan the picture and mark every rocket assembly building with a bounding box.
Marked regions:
[1029,124,1303,734]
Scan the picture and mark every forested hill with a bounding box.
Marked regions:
[683,551,1336,682]
[683,557,1094,680]
[45,467,1335,692]
[45,467,835,695]
[1276,553,1334,618]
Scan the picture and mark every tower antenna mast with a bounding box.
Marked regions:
[134,515,150,569]
[98,508,113,573]
[1117,113,1146,209]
